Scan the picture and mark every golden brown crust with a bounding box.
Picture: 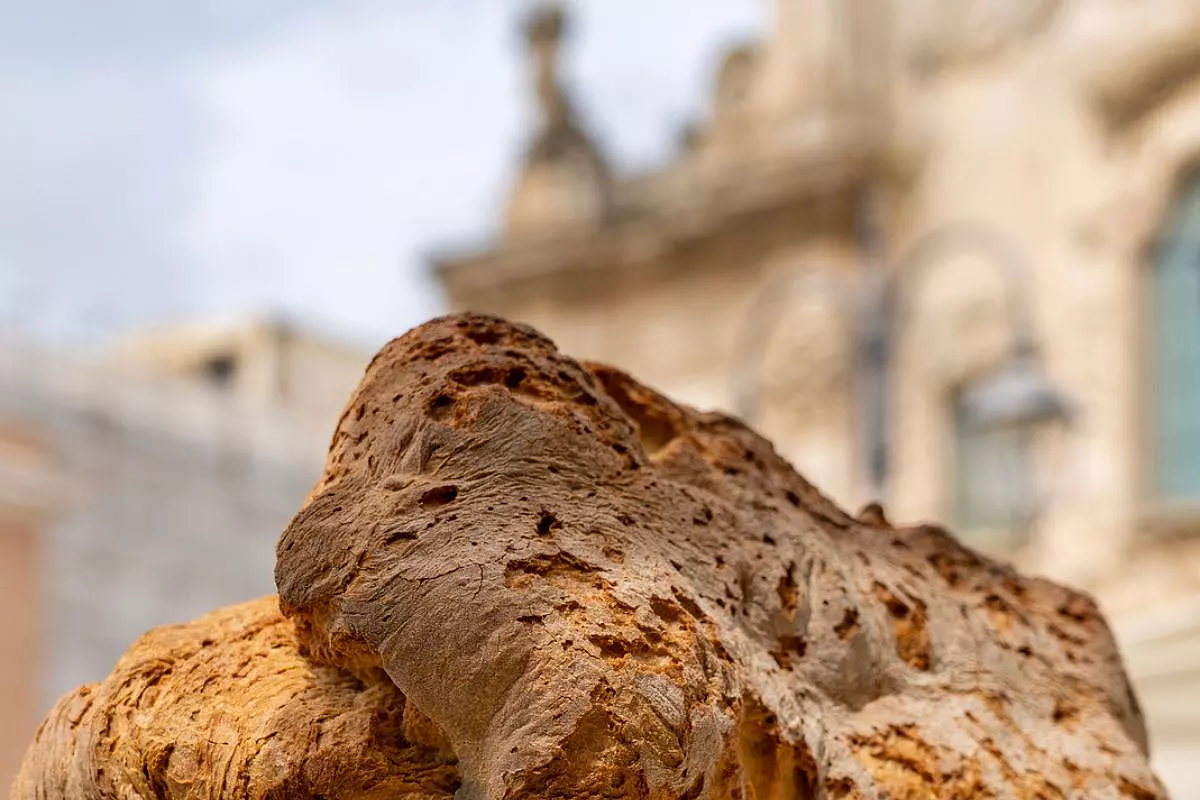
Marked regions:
[275,313,1165,799]
[11,597,458,800]
[15,313,1168,799]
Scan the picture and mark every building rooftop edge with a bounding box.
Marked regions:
[432,141,876,296]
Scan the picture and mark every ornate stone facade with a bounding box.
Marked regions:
[435,1,1200,794]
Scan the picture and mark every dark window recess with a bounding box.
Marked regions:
[202,354,238,387]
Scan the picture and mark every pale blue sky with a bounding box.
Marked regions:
[1,1,764,349]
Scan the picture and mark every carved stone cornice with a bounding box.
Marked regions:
[908,0,1062,74]
[1085,12,1200,132]
[436,140,875,308]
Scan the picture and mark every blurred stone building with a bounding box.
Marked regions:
[106,316,370,439]
[436,1,1200,793]
[0,319,367,789]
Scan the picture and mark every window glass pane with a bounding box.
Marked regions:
[954,399,1031,540]
[1149,177,1200,501]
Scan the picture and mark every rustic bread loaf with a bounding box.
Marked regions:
[14,313,1167,799]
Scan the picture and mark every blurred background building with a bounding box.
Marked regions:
[0,322,367,786]
[3,0,1200,795]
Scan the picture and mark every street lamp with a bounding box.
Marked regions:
[956,342,1073,431]
[734,221,1074,510]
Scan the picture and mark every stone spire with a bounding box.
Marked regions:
[525,3,572,135]
[503,2,611,239]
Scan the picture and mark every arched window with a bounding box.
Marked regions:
[1147,175,1200,502]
